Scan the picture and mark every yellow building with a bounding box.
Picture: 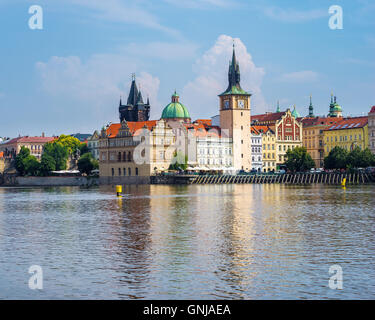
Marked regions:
[302,117,341,168]
[98,119,176,184]
[252,125,276,172]
[369,106,375,154]
[323,116,369,156]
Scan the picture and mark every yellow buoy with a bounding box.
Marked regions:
[341,178,346,187]
[116,185,122,197]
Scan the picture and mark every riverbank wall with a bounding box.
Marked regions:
[0,175,99,187]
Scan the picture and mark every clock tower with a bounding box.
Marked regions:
[219,44,252,171]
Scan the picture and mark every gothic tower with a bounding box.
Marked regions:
[219,43,252,171]
[119,74,151,122]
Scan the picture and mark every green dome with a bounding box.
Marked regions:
[333,103,342,111]
[291,106,300,118]
[161,92,191,120]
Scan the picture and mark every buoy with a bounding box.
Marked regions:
[116,185,122,197]
[341,178,346,187]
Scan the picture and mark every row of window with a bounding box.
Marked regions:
[112,167,139,176]
[326,134,362,143]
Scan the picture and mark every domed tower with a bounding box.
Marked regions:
[328,93,343,118]
[292,105,300,118]
[161,91,191,123]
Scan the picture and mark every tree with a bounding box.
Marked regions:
[77,152,97,175]
[55,135,81,155]
[347,146,363,168]
[43,141,69,170]
[78,143,90,156]
[24,155,40,176]
[15,146,30,176]
[284,147,315,172]
[360,148,375,167]
[40,153,56,176]
[168,151,188,171]
[324,147,348,170]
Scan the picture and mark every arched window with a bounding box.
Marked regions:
[118,168,121,176]
[135,168,139,176]
[128,168,131,176]
[123,168,126,176]
[123,152,126,162]
[111,168,114,176]
[118,152,121,162]
[128,151,131,162]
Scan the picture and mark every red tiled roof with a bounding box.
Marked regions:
[251,112,286,123]
[2,136,56,145]
[183,123,225,138]
[106,123,121,138]
[193,119,212,126]
[106,121,158,138]
[302,117,341,127]
[370,106,375,114]
[325,116,368,131]
[251,125,274,134]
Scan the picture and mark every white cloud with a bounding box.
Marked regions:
[262,6,327,22]
[35,54,161,132]
[279,70,319,83]
[182,34,266,118]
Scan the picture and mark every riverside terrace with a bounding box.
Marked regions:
[150,171,375,185]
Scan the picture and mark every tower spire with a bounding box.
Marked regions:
[276,100,280,112]
[308,94,314,117]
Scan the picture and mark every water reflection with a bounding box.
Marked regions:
[0,184,374,299]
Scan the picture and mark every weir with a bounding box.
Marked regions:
[185,172,375,185]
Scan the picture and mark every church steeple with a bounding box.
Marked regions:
[308,94,314,117]
[127,73,139,106]
[276,100,280,112]
[219,42,250,96]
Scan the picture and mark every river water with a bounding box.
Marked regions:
[0,184,374,299]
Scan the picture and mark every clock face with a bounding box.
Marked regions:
[238,100,245,108]
[224,100,229,109]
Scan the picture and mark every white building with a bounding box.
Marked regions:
[87,130,100,160]
[251,128,262,172]
[183,122,233,171]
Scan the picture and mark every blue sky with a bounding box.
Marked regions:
[0,0,374,137]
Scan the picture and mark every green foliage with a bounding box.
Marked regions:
[284,147,315,172]
[40,153,56,176]
[168,151,188,171]
[56,134,81,155]
[77,152,97,175]
[324,147,348,170]
[43,141,69,170]
[78,143,90,155]
[325,146,375,169]
[346,147,363,168]
[23,155,40,176]
[15,146,30,176]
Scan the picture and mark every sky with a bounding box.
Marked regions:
[0,0,374,137]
